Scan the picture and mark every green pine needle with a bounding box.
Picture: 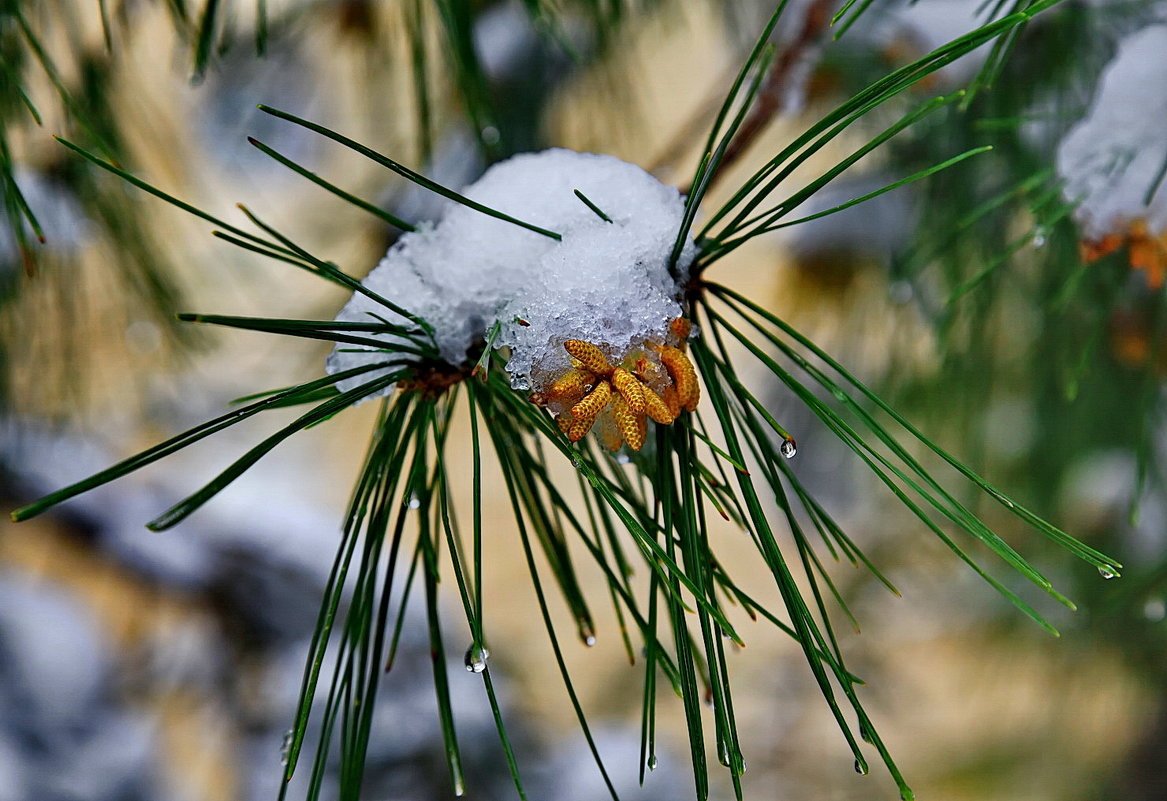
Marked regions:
[247,137,416,232]
[256,105,563,241]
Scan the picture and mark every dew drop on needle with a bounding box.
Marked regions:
[279,729,293,767]
[464,643,490,673]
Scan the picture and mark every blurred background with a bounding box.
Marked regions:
[2,1,1165,799]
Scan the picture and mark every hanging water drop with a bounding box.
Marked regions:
[1098,565,1120,580]
[859,723,873,743]
[583,634,597,647]
[407,493,421,510]
[854,759,869,775]
[279,728,293,767]
[464,643,490,673]
[647,755,658,771]
[780,437,797,459]
[615,451,632,465]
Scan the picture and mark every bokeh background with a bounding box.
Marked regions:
[2,1,1165,800]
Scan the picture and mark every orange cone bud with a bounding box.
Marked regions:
[611,368,646,414]
[564,340,613,375]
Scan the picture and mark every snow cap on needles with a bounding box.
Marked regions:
[326,148,695,397]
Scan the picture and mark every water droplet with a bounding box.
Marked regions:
[854,759,869,775]
[780,437,797,459]
[899,789,916,801]
[615,451,631,465]
[464,643,490,673]
[859,723,873,743]
[406,493,421,510]
[279,729,293,766]
[647,755,658,771]
[718,742,730,766]
[583,634,597,647]
[1098,565,1120,580]
[1032,232,1046,248]
[481,126,501,146]
[1144,598,1166,622]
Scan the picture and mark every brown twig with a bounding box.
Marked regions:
[696,0,837,193]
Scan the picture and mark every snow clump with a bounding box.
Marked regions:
[326,149,694,398]
[1056,25,1167,242]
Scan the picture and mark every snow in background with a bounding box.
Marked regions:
[1057,24,1167,240]
[0,169,92,267]
[0,420,688,801]
[327,148,694,396]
